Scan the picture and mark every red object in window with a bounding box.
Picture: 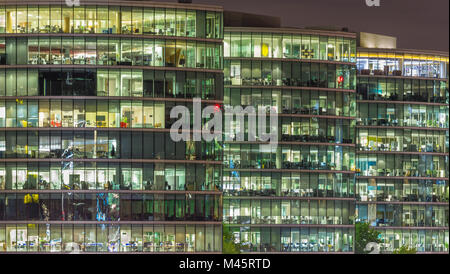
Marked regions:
[337,76,344,83]
[214,104,221,113]
[50,120,62,128]
[120,122,128,128]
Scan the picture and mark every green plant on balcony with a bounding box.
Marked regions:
[393,245,417,254]
[222,225,243,254]
[355,222,382,254]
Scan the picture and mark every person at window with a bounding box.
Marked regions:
[111,145,116,157]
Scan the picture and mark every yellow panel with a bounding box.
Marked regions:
[386,53,396,59]
[376,53,389,58]
[395,53,404,60]
[358,52,369,58]
[261,43,269,57]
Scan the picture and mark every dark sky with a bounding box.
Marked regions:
[157,0,449,52]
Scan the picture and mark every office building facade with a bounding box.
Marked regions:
[355,44,449,253]
[222,25,358,253]
[0,1,447,255]
[220,18,448,254]
[0,0,224,253]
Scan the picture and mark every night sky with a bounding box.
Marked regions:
[158,0,449,52]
